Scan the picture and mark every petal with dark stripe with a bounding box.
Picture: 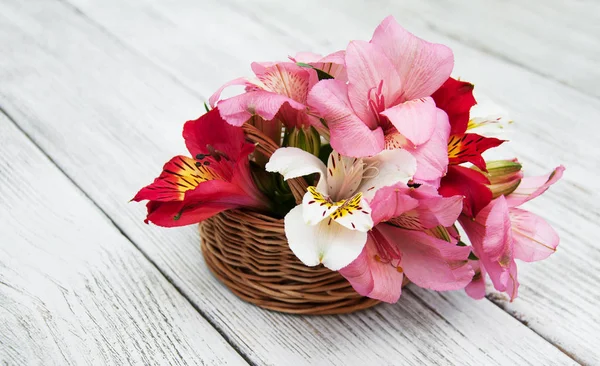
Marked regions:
[447,133,504,171]
[132,155,223,202]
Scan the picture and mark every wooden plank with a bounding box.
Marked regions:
[0,0,582,364]
[401,0,600,98]
[55,0,600,364]
[0,113,247,365]
[59,0,600,98]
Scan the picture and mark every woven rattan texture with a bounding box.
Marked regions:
[200,209,381,315]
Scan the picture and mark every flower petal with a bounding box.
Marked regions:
[345,40,403,128]
[181,108,267,205]
[183,108,253,163]
[369,184,420,226]
[380,97,437,146]
[370,183,462,230]
[339,232,405,303]
[331,193,373,232]
[389,185,464,230]
[302,187,340,226]
[357,149,417,201]
[459,196,519,300]
[266,147,327,192]
[143,179,260,227]
[376,224,474,291]
[339,245,377,298]
[465,260,487,300]
[290,51,323,63]
[370,16,454,100]
[208,77,252,108]
[505,166,565,207]
[326,151,364,200]
[251,62,317,103]
[400,108,451,182]
[447,133,504,171]
[468,96,513,138]
[417,197,464,228]
[439,165,492,218]
[217,90,306,127]
[510,208,559,262]
[144,201,236,227]
[132,155,224,202]
[307,79,385,157]
[284,205,368,270]
[431,77,476,136]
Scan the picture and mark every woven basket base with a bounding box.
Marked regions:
[199,210,381,315]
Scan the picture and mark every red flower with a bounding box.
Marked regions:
[132,108,269,227]
[433,78,504,217]
[433,77,504,171]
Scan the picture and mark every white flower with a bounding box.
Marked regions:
[266,147,416,270]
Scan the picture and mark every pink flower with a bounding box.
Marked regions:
[132,108,269,227]
[209,61,319,128]
[339,183,473,303]
[307,16,454,181]
[459,166,565,300]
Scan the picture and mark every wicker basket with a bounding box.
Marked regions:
[200,210,380,314]
[198,124,380,315]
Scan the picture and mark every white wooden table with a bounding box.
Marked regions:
[1,0,598,364]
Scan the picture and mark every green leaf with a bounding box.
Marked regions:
[203,102,210,112]
[468,252,479,261]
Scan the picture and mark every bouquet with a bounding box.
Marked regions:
[133,16,564,304]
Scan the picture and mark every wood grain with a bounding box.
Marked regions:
[56,0,600,364]
[0,0,586,364]
[0,113,247,365]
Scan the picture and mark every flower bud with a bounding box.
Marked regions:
[473,160,523,198]
[284,126,321,157]
[485,160,523,184]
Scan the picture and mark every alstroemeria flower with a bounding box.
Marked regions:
[132,108,268,226]
[339,183,473,303]
[266,147,416,270]
[432,77,505,171]
[434,77,506,217]
[308,16,454,181]
[460,166,565,300]
[209,61,319,129]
